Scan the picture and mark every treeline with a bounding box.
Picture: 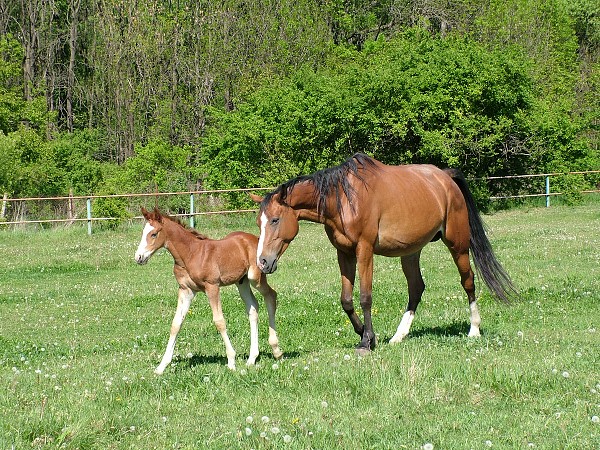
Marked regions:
[0,0,599,211]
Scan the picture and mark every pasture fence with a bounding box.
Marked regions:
[1,171,599,234]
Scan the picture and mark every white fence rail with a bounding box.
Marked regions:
[1,171,599,234]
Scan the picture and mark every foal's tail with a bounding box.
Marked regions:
[445,169,518,303]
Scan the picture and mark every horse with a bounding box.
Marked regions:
[134,207,283,373]
[250,153,517,355]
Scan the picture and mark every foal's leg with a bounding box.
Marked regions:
[337,249,364,338]
[390,251,425,344]
[155,287,195,374]
[249,268,283,360]
[205,284,237,370]
[236,276,260,365]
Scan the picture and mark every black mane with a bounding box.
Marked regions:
[261,153,378,217]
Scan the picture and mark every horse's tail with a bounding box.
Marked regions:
[445,169,518,303]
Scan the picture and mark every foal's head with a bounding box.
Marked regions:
[250,193,299,274]
[135,207,168,265]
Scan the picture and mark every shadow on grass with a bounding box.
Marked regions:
[183,350,302,368]
[377,320,478,343]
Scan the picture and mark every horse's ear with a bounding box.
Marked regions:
[141,207,150,220]
[249,193,263,204]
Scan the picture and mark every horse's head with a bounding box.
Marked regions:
[250,193,299,274]
[135,207,167,265]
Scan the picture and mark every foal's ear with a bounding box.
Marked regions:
[141,207,150,219]
[152,206,163,222]
[249,193,264,204]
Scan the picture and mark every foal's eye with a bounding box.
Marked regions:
[270,218,280,225]
[151,232,158,238]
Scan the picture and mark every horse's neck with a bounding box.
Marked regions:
[286,181,323,223]
[163,219,200,267]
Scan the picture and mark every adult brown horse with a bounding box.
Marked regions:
[250,153,517,354]
[135,207,282,373]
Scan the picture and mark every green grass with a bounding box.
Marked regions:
[1,204,599,449]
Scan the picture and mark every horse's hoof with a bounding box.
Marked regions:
[273,349,284,360]
[355,346,371,357]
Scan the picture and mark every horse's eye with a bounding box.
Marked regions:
[270,218,280,225]
[151,232,158,238]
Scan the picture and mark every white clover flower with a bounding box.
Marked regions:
[423,443,434,450]
[591,415,599,423]
[245,427,252,436]
[321,401,328,408]
[343,354,351,361]
[271,427,280,434]
[562,371,570,378]
[272,363,279,370]
[246,416,253,424]
[261,416,270,424]
[283,434,292,443]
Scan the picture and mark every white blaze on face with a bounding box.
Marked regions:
[135,222,155,263]
[256,212,268,268]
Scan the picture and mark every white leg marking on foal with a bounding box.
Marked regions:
[390,310,415,344]
[468,301,481,337]
[257,212,267,267]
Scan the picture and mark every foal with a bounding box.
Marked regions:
[134,207,282,374]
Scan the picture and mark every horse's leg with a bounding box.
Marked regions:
[356,243,376,354]
[205,284,237,370]
[249,267,283,360]
[337,250,364,337]
[390,251,425,344]
[453,250,480,337]
[155,287,195,375]
[236,276,260,366]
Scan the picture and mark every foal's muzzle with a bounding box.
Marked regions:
[135,252,150,265]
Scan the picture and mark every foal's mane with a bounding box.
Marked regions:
[158,211,209,240]
[261,153,378,217]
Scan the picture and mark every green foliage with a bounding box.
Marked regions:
[0,35,24,135]
[203,29,572,208]
[0,128,105,198]
[97,140,198,216]
[0,35,52,134]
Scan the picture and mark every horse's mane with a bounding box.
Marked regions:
[261,153,378,217]
[159,211,209,240]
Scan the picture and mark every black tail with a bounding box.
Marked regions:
[445,169,518,303]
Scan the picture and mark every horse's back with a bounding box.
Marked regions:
[358,162,468,255]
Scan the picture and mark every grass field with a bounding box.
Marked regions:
[1,203,599,449]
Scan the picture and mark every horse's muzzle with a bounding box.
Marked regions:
[258,256,278,274]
